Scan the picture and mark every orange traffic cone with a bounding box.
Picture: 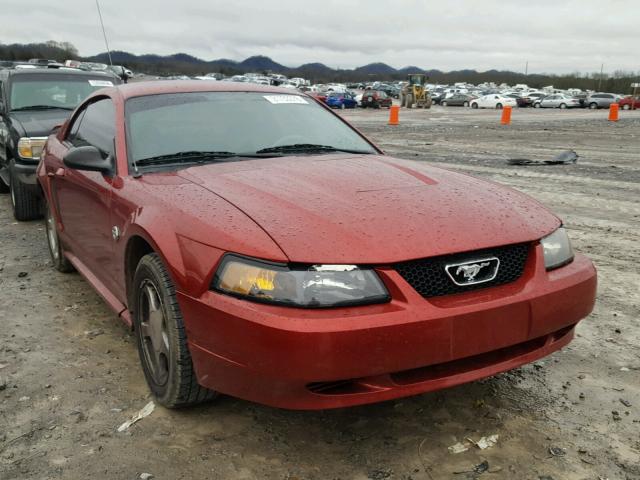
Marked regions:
[500,105,512,125]
[388,105,400,125]
[608,103,619,122]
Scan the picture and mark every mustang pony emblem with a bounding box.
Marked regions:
[456,262,491,282]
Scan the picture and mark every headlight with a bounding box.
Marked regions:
[17,137,47,160]
[541,227,574,270]
[212,255,390,308]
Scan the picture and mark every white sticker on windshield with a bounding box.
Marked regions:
[88,79,114,87]
[263,95,308,105]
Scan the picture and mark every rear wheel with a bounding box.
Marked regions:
[340,103,346,110]
[441,101,448,107]
[622,104,630,110]
[496,103,503,109]
[45,204,74,273]
[559,103,567,109]
[534,102,541,108]
[589,102,598,109]
[463,101,469,107]
[133,253,216,408]
[10,165,41,221]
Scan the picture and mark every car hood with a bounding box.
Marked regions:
[178,155,560,264]
[10,109,70,137]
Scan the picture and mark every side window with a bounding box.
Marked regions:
[67,108,87,143]
[69,98,116,158]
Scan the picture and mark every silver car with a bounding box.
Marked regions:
[534,94,580,109]
[585,93,620,109]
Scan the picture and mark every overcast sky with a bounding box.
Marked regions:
[3,0,639,74]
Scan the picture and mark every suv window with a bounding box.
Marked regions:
[68,98,115,158]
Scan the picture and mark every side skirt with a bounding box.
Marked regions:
[64,251,132,328]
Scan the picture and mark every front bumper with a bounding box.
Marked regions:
[179,247,596,409]
[13,158,39,185]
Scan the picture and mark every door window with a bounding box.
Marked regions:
[67,98,115,158]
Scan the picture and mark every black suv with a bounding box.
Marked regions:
[0,67,120,220]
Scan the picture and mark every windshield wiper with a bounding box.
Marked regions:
[255,144,374,155]
[135,150,279,167]
[10,105,74,112]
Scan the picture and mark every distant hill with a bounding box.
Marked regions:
[1,41,636,92]
[353,62,398,76]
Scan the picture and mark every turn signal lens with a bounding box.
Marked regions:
[212,255,390,308]
[17,137,47,159]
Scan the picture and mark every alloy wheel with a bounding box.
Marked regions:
[46,208,59,261]
[138,280,170,386]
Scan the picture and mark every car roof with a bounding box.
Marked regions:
[2,67,118,79]
[112,80,303,100]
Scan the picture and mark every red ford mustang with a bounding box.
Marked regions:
[38,81,597,409]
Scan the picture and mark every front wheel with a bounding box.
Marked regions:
[622,104,630,110]
[340,103,346,110]
[496,103,503,109]
[463,101,469,107]
[441,101,448,107]
[471,102,478,109]
[10,166,41,221]
[559,103,567,109]
[534,102,541,108]
[133,253,216,408]
[589,103,598,109]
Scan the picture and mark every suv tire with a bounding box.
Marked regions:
[133,253,217,408]
[589,102,598,109]
[10,164,41,221]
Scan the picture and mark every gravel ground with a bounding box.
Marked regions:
[1,106,639,480]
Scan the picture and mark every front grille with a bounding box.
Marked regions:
[394,243,530,298]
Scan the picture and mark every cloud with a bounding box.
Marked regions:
[1,0,638,74]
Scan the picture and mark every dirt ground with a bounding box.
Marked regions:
[1,106,639,480]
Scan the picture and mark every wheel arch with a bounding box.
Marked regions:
[124,233,157,312]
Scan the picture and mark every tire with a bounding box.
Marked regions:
[10,165,41,221]
[441,101,448,107]
[534,102,541,108]
[589,103,598,109]
[45,203,74,273]
[559,103,567,109]
[471,102,478,109]
[463,101,469,107]
[496,103,503,109]
[340,103,345,110]
[133,253,216,408]
[622,104,630,110]
[406,94,413,109]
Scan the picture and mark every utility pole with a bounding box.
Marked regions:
[598,63,604,91]
[96,0,113,66]
[525,61,528,76]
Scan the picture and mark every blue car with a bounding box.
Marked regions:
[325,92,358,109]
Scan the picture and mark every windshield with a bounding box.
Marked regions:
[9,74,116,111]
[125,92,377,167]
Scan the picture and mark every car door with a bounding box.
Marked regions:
[51,97,119,294]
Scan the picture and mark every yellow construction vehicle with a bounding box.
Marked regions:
[400,74,432,109]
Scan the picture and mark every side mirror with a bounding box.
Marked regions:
[63,146,113,174]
